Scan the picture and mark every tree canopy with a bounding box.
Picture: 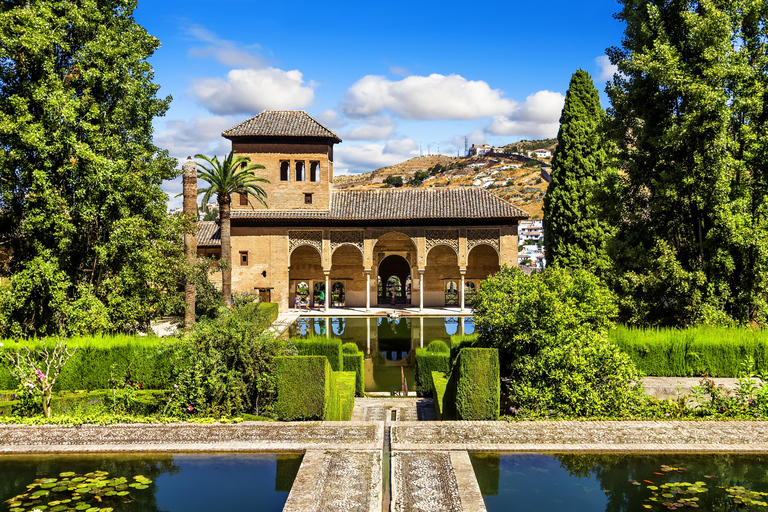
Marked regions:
[0,0,183,336]
[605,0,768,326]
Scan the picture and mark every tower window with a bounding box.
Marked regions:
[310,161,320,182]
[295,161,305,181]
[240,251,248,266]
[304,193,313,204]
[280,161,289,181]
[239,192,248,205]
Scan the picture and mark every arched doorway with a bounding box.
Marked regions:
[378,255,410,305]
[464,281,477,307]
[445,281,459,305]
[331,281,345,307]
[289,245,323,308]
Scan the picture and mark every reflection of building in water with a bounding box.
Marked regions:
[194,111,528,312]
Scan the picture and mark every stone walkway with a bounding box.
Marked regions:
[350,397,437,422]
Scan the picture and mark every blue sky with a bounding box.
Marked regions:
[135,0,625,207]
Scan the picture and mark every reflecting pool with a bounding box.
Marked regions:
[1,452,303,512]
[470,453,768,512]
[288,316,474,393]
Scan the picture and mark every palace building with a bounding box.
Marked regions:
[196,110,528,311]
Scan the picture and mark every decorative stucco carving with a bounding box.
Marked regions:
[467,228,500,253]
[330,230,364,253]
[425,229,459,253]
[289,230,322,253]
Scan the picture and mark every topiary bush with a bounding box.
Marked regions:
[293,337,343,371]
[450,334,482,369]
[443,348,500,420]
[431,371,449,420]
[334,371,356,421]
[415,342,450,396]
[274,356,331,421]
[342,348,365,397]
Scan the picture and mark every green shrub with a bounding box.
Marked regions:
[342,342,359,354]
[274,356,331,421]
[474,266,617,372]
[431,371,449,420]
[507,328,644,417]
[444,348,500,420]
[611,325,768,377]
[293,337,343,371]
[450,334,482,368]
[258,302,279,325]
[342,350,365,397]
[0,336,178,391]
[334,371,356,421]
[426,340,449,353]
[0,390,166,417]
[415,345,450,396]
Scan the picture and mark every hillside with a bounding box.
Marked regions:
[333,151,550,219]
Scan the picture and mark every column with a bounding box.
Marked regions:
[459,316,465,336]
[419,269,425,312]
[324,271,330,313]
[420,316,424,348]
[459,271,466,312]
[366,317,371,354]
[365,269,371,312]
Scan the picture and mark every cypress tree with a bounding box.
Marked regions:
[543,69,610,274]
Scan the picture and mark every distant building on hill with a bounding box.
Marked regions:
[533,149,552,158]
[468,143,492,156]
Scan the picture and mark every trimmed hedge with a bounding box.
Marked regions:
[273,356,356,421]
[431,371,449,420]
[415,345,450,396]
[343,351,365,397]
[611,325,768,377]
[443,348,500,420]
[259,302,279,324]
[0,336,178,391]
[274,356,331,420]
[334,371,356,421]
[0,389,166,416]
[293,337,343,371]
[450,334,482,369]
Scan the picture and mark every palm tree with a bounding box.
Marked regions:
[196,151,268,306]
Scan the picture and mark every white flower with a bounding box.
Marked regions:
[0,342,4,347]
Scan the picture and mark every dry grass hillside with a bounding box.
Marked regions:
[333,153,550,219]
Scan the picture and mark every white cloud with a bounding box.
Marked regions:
[343,116,397,141]
[335,138,419,174]
[453,127,485,151]
[340,73,516,120]
[486,90,564,138]
[190,68,315,115]
[389,65,409,76]
[154,116,233,161]
[316,109,346,131]
[596,55,619,81]
[188,25,266,69]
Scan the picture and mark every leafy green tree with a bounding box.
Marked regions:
[543,69,612,274]
[408,170,429,186]
[383,175,403,187]
[196,151,268,306]
[606,0,768,326]
[202,208,219,221]
[0,0,184,336]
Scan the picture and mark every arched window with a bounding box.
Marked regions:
[445,281,459,306]
[332,281,345,307]
[295,161,305,181]
[310,161,320,182]
[464,281,477,306]
[280,161,289,181]
[313,281,325,305]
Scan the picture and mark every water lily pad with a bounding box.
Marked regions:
[134,485,148,490]
[51,505,68,512]
[116,491,129,497]
[32,490,51,497]
[60,472,75,477]
[75,504,90,510]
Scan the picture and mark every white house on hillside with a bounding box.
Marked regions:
[533,149,552,158]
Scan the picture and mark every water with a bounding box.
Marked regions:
[288,316,474,393]
[1,452,302,512]
[470,452,768,512]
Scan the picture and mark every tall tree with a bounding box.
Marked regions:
[195,151,268,306]
[606,0,768,326]
[0,0,184,336]
[543,69,611,274]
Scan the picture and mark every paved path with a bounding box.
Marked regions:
[350,397,437,422]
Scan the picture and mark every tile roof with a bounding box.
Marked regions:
[222,110,342,142]
[231,188,528,223]
[197,221,220,247]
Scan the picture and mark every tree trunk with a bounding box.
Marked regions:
[220,197,232,306]
[182,157,197,329]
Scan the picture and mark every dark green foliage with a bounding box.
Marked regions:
[274,356,330,421]
[507,328,643,418]
[293,337,343,371]
[408,171,429,186]
[473,265,617,372]
[172,305,289,417]
[0,0,186,336]
[0,389,166,417]
[612,325,768,377]
[444,348,500,420]
[543,69,612,274]
[606,1,768,326]
[342,350,365,397]
[415,344,450,396]
[431,371,449,420]
[0,336,176,391]
[342,342,359,354]
[450,334,482,368]
[384,175,403,187]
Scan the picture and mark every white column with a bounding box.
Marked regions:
[460,316,465,336]
[420,316,424,348]
[460,271,466,312]
[419,270,424,312]
[366,317,371,354]
[324,272,330,313]
[365,270,371,312]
